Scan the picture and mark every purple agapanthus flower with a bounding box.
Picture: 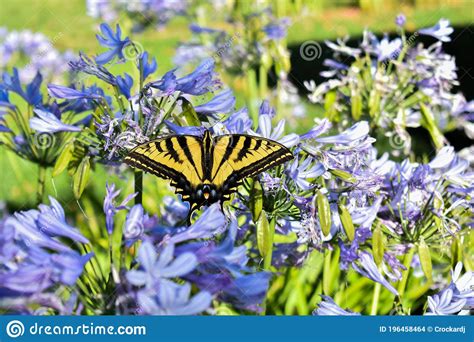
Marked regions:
[5,197,89,252]
[170,203,226,244]
[250,101,299,148]
[95,23,131,65]
[126,241,197,289]
[30,109,81,133]
[353,251,399,295]
[0,89,11,131]
[151,58,219,96]
[69,52,117,85]
[426,262,474,315]
[316,121,369,144]
[103,183,136,234]
[219,273,272,311]
[0,28,74,83]
[160,196,189,226]
[300,119,332,140]
[116,73,134,99]
[189,23,221,34]
[223,107,253,134]
[286,156,325,190]
[426,289,466,315]
[136,280,212,315]
[194,89,235,116]
[313,295,360,315]
[395,14,406,27]
[375,36,402,61]
[263,18,290,40]
[139,52,157,80]
[50,251,93,285]
[1,68,42,105]
[48,84,102,100]
[123,204,144,241]
[1,198,93,304]
[36,197,90,244]
[165,121,206,136]
[419,19,453,42]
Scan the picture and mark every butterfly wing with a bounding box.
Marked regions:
[124,135,205,201]
[211,134,293,197]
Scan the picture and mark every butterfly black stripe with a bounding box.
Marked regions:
[177,135,201,177]
[166,138,181,163]
[124,129,294,220]
[214,135,240,178]
[235,136,252,161]
[203,129,213,180]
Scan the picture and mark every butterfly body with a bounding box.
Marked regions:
[124,129,293,216]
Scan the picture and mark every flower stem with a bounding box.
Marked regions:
[246,68,258,124]
[260,217,276,315]
[134,170,143,205]
[37,165,46,204]
[259,65,268,98]
[370,279,382,315]
[323,249,332,295]
[263,218,276,270]
[397,246,415,299]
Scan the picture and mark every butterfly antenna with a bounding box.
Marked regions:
[208,112,229,135]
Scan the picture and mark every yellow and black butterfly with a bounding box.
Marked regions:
[124,129,293,218]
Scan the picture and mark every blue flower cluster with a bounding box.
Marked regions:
[1,197,92,314]
[306,18,474,157]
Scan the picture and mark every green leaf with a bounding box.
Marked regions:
[329,169,357,183]
[372,225,384,266]
[179,96,201,126]
[73,156,91,199]
[420,103,445,150]
[351,93,362,120]
[324,90,338,121]
[256,211,273,259]
[249,179,263,222]
[368,89,380,118]
[432,193,443,231]
[322,250,332,295]
[68,141,88,176]
[215,304,238,316]
[418,237,433,282]
[52,140,74,177]
[338,203,354,241]
[451,236,462,268]
[316,191,331,236]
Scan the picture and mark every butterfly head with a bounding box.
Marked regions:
[195,183,219,203]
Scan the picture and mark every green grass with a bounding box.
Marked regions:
[288,2,474,42]
[1,0,472,65]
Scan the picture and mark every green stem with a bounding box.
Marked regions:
[397,246,415,299]
[134,170,143,205]
[37,165,46,204]
[322,249,332,295]
[370,279,382,315]
[261,217,276,315]
[263,218,275,270]
[113,86,126,114]
[246,68,258,124]
[259,65,268,98]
